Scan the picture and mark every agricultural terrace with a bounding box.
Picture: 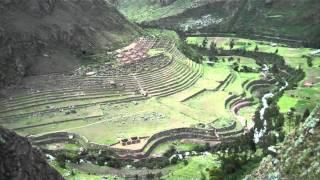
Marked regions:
[187,36,320,128]
[0,36,249,150]
[1,33,318,178]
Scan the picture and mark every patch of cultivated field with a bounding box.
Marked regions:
[7,58,254,145]
[150,140,203,155]
[64,99,198,144]
[3,105,103,130]
[17,117,103,136]
[169,64,229,101]
[187,36,318,67]
[184,91,232,120]
[278,85,320,114]
[163,154,219,180]
[225,72,260,95]
[238,104,258,125]
[187,36,320,115]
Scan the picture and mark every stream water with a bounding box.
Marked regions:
[254,64,289,143]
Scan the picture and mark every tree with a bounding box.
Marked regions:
[303,108,311,120]
[210,41,217,51]
[295,114,302,126]
[232,62,239,72]
[56,153,66,168]
[271,64,279,73]
[164,145,176,157]
[202,37,208,48]
[229,39,235,50]
[307,57,313,67]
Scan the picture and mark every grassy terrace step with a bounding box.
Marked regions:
[11,115,102,131]
[221,73,236,91]
[0,88,138,108]
[248,84,273,93]
[1,88,133,104]
[0,60,190,110]
[137,61,197,88]
[2,60,175,103]
[144,66,195,92]
[154,72,202,97]
[0,95,146,120]
[131,59,173,76]
[0,94,139,117]
[224,94,242,108]
[3,82,137,100]
[141,132,216,154]
[152,65,202,97]
[138,133,218,157]
[136,60,183,82]
[228,97,248,109]
[0,91,134,110]
[139,62,192,89]
[147,63,200,94]
[4,58,173,100]
[244,79,276,90]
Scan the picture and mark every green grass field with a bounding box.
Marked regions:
[187,36,320,116]
[8,57,259,145]
[163,154,219,180]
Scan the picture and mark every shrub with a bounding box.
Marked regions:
[56,153,67,168]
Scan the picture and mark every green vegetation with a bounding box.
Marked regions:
[150,141,203,155]
[3,33,319,179]
[163,154,219,180]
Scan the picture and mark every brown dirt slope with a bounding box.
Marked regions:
[0,0,140,89]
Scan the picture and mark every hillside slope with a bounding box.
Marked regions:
[245,104,320,179]
[0,126,64,180]
[0,0,140,89]
[118,0,320,46]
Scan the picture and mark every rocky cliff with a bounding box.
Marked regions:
[0,0,140,89]
[0,126,64,180]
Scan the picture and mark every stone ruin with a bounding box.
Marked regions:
[116,37,154,65]
[121,136,141,146]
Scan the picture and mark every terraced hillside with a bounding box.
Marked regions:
[0,38,204,142]
[0,0,141,89]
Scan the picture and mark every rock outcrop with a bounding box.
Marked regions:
[0,0,140,89]
[0,126,64,180]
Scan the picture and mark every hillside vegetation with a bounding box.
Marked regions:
[246,105,320,179]
[118,0,320,46]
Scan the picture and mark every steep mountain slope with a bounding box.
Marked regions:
[0,0,140,89]
[0,126,64,180]
[245,105,320,179]
[118,0,320,46]
[232,0,320,45]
